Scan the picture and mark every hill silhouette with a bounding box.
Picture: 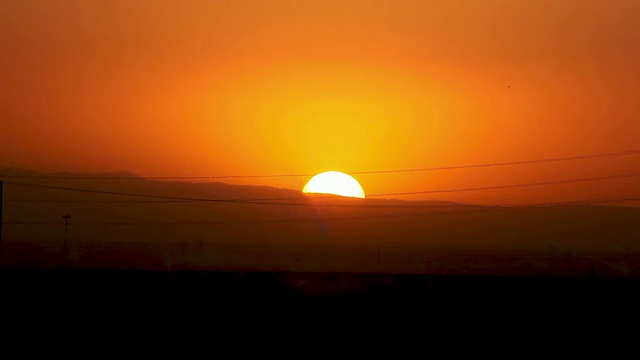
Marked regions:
[1,168,639,278]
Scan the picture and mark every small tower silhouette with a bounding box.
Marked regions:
[62,215,71,261]
[587,261,596,279]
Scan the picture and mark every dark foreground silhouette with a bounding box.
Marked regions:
[2,267,639,347]
[0,267,640,318]
[2,169,639,347]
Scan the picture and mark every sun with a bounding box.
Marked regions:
[302,171,365,198]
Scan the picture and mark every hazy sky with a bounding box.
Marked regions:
[2,0,639,204]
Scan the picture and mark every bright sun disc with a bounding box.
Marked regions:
[302,171,365,198]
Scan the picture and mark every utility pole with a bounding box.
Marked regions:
[62,214,71,262]
[0,180,3,261]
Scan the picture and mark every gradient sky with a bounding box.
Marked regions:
[1,0,639,204]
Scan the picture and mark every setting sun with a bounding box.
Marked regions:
[303,171,365,198]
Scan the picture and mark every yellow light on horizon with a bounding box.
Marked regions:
[302,171,365,198]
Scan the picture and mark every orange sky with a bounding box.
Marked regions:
[1,0,639,205]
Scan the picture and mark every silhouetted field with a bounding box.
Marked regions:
[3,267,639,347]
[3,237,640,277]
[3,170,640,345]
[3,266,640,297]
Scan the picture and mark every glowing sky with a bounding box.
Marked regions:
[1,0,639,204]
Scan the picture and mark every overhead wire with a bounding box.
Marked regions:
[2,180,475,209]
[3,194,639,227]
[2,150,639,227]
[4,171,640,206]
[2,149,639,180]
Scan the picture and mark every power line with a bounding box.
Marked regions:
[3,194,639,227]
[352,149,640,175]
[2,149,640,180]
[2,180,474,209]
[4,171,640,206]
[367,172,640,197]
[1,198,472,209]
[307,194,640,224]
[3,181,309,206]
[3,199,198,203]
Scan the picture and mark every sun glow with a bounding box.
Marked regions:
[302,171,365,198]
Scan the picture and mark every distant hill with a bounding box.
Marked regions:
[0,167,463,205]
[0,167,143,180]
[1,168,639,276]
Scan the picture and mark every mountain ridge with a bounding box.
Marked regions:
[0,167,468,207]
[2,167,639,277]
